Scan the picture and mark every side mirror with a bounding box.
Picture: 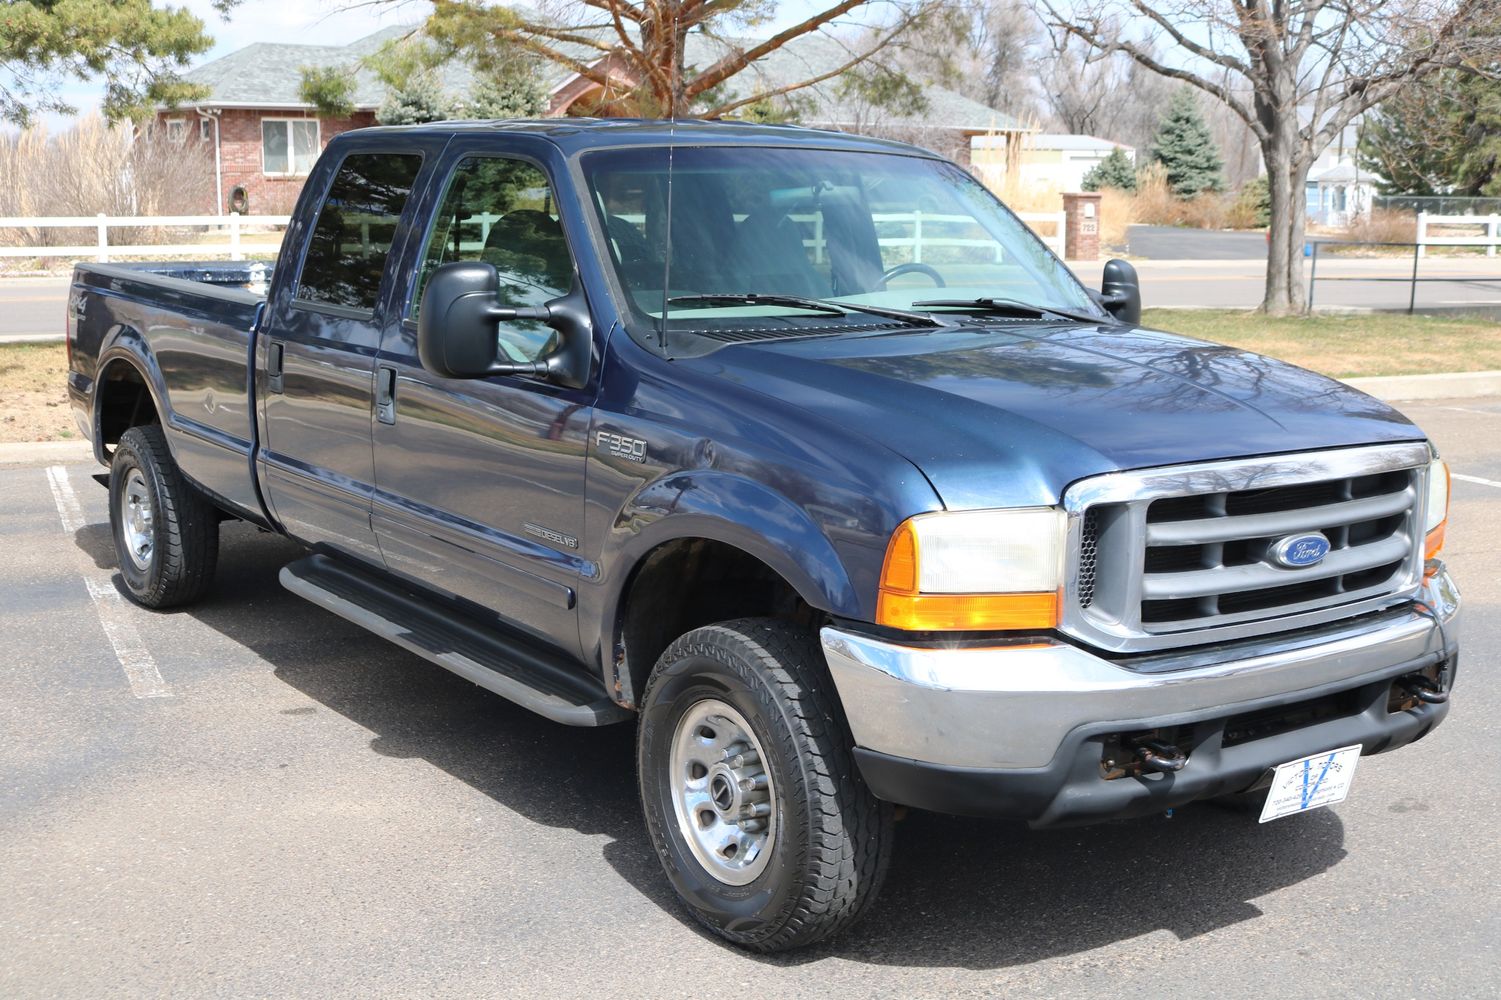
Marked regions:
[416,261,591,389]
[1099,258,1141,325]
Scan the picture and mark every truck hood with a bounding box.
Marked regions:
[685,322,1425,510]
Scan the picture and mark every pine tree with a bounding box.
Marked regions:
[298,67,356,119]
[1359,70,1501,197]
[463,73,548,120]
[1081,147,1137,192]
[1,0,233,126]
[376,75,452,126]
[1150,91,1225,196]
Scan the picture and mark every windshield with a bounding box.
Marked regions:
[580,144,1100,345]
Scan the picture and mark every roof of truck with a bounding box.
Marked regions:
[349,117,941,157]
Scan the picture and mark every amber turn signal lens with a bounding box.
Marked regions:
[876,590,1060,631]
[880,520,920,595]
[1425,520,1446,561]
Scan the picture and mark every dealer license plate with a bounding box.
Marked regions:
[1258,744,1363,823]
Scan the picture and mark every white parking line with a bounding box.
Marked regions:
[45,466,172,699]
[1454,472,1501,490]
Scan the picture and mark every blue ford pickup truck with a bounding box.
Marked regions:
[66,120,1459,951]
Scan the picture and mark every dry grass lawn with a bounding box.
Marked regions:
[1,343,74,442]
[1142,308,1501,379]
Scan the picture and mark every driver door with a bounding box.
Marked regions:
[371,151,593,656]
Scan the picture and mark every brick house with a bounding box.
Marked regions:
[157,27,420,214]
[160,26,1030,215]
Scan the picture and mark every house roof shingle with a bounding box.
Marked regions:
[177,25,1027,134]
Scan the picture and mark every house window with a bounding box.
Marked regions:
[199,118,213,142]
[262,119,321,177]
[165,118,187,142]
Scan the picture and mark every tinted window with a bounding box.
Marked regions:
[297,153,423,313]
[412,157,572,363]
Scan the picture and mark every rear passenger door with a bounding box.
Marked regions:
[259,146,437,564]
[371,145,595,656]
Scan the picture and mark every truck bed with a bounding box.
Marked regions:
[68,261,270,519]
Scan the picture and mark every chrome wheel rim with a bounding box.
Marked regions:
[668,699,777,885]
[119,468,155,572]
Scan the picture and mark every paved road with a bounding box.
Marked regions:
[1080,257,1501,313]
[2,402,1499,998]
[0,278,67,341]
[1126,225,1270,260]
[8,258,1501,333]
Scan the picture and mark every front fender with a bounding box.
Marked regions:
[616,470,861,615]
[577,467,883,706]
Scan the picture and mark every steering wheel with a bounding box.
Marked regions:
[880,262,945,288]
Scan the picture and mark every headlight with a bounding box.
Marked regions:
[876,507,1065,631]
[1425,455,1449,558]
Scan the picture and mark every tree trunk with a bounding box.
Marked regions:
[1261,138,1295,315]
[1259,111,1310,316]
[1284,156,1312,312]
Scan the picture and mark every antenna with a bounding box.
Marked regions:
[658,123,676,351]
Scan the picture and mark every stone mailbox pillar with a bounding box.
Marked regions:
[1062,192,1103,261]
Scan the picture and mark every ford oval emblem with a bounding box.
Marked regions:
[1272,532,1331,568]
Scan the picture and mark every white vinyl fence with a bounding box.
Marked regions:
[1415,212,1501,258]
[0,207,1070,265]
[602,209,1068,263]
[1018,211,1067,257]
[0,213,291,261]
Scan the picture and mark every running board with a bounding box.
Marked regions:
[279,554,630,727]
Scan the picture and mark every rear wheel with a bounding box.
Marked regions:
[637,618,893,952]
[109,425,219,608]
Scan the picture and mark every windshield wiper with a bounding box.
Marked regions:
[911,296,1111,326]
[668,293,945,327]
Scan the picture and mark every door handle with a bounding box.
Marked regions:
[376,365,397,425]
[267,341,284,394]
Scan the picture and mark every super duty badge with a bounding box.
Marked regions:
[596,430,648,463]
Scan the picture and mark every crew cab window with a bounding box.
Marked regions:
[296,153,423,314]
[411,157,572,364]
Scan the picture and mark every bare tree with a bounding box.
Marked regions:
[1042,42,1126,135]
[838,0,1044,118]
[942,0,1045,115]
[0,117,215,251]
[1038,0,1501,314]
[416,0,945,118]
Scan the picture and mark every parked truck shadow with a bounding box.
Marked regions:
[79,521,1350,971]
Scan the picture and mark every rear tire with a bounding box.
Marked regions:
[637,618,893,952]
[109,425,219,608]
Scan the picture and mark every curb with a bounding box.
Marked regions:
[0,440,92,467]
[0,334,64,345]
[1343,370,1501,402]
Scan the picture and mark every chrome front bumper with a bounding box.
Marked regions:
[822,567,1460,772]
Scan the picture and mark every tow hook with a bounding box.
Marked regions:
[1399,676,1449,705]
[1134,739,1189,774]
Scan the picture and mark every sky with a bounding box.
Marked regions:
[36,0,832,128]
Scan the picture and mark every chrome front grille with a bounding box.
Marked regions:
[1061,443,1432,653]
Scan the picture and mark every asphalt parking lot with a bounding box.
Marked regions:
[3,400,1499,999]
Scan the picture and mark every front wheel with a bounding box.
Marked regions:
[637,618,893,952]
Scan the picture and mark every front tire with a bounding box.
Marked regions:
[109,425,219,608]
[637,618,893,952]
